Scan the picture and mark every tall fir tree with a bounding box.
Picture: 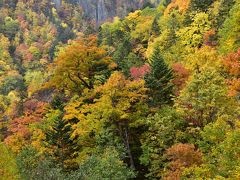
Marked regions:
[215,0,235,29]
[145,47,174,107]
[189,0,214,12]
[44,111,80,171]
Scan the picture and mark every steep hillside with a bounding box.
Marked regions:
[53,0,160,25]
[0,0,239,179]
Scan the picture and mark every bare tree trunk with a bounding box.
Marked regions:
[116,123,135,169]
[124,126,135,169]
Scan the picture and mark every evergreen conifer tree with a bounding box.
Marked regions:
[45,112,80,171]
[190,0,214,12]
[145,47,174,106]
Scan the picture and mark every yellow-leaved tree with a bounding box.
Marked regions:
[46,35,113,95]
[65,72,148,169]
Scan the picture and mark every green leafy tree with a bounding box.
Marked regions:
[0,33,12,75]
[0,75,25,95]
[16,146,40,180]
[31,160,66,180]
[68,148,136,180]
[99,17,125,47]
[175,68,237,127]
[0,143,19,179]
[183,115,240,179]
[16,146,65,180]
[3,16,19,40]
[176,12,211,51]
[219,0,240,54]
[113,36,132,70]
[140,107,187,179]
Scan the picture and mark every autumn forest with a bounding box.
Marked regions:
[0,0,240,179]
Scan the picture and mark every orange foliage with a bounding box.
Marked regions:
[203,29,218,47]
[17,14,29,29]
[15,44,33,63]
[226,78,240,97]
[164,143,202,180]
[172,63,190,96]
[223,49,240,96]
[223,49,240,76]
[164,0,191,15]
[4,99,47,153]
[47,35,112,93]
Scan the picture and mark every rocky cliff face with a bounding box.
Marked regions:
[53,0,160,25]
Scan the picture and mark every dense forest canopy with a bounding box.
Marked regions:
[0,0,240,179]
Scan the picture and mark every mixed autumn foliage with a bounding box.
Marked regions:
[0,0,240,179]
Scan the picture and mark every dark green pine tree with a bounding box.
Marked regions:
[215,0,235,28]
[151,13,161,36]
[189,0,214,12]
[145,47,174,107]
[45,112,80,172]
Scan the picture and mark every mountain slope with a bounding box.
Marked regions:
[53,0,160,25]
